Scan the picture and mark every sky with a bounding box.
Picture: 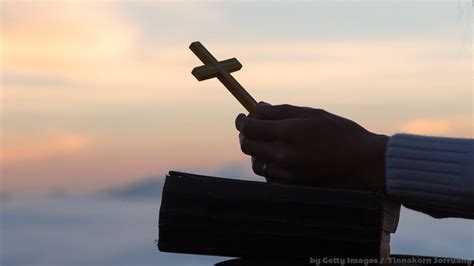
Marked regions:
[1,1,472,194]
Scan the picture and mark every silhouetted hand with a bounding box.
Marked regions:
[235,103,388,192]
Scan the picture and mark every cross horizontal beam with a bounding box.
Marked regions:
[192,58,242,81]
[190,41,259,115]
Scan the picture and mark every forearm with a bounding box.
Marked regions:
[385,134,474,219]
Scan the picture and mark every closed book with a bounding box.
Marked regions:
[158,171,399,258]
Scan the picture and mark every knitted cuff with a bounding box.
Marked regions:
[386,134,473,218]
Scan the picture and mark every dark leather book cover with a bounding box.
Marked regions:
[158,171,399,259]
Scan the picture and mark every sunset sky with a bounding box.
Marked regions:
[1,1,472,194]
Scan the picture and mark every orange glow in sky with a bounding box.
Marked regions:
[1,1,471,194]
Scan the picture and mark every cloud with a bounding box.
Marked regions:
[1,1,470,116]
[1,132,90,166]
[1,198,224,265]
[1,1,471,195]
[103,177,164,200]
[212,161,257,181]
[2,2,137,58]
[2,39,470,115]
[391,207,473,259]
[1,198,472,265]
[99,162,257,201]
[1,1,138,86]
[396,115,472,137]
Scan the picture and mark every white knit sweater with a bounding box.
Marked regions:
[386,134,473,219]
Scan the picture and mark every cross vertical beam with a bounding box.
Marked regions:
[190,41,259,116]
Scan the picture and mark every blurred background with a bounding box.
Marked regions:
[1,1,472,265]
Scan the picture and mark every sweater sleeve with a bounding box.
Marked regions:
[385,134,474,219]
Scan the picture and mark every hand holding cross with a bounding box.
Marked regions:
[190,41,259,116]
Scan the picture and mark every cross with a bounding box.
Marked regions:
[190,41,259,116]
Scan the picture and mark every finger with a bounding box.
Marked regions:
[251,157,293,183]
[257,103,317,120]
[241,134,299,165]
[251,156,265,176]
[237,116,284,141]
[239,133,277,159]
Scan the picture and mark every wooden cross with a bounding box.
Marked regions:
[190,41,259,115]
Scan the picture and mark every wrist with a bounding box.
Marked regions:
[359,133,389,192]
[371,134,389,192]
